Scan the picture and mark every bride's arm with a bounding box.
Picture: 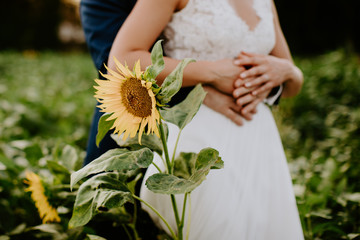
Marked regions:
[268,0,303,98]
[108,0,242,95]
[232,0,303,99]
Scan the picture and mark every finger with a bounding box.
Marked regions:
[241,97,262,115]
[240,66,267,80]
[244,73,270,88]
[237,76,256,88]
[241,110,254,121]
[240,51,259,57]
[233,86,256,98]
[252,81,275,96]
[229,99,242,113]
[234,78,244,88]
[224,108,244,126]
[236,93,257,107]
[233,57,263,67]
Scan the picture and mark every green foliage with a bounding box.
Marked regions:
[160,84,207,130]
[146,148,222,194]
[0,51,113,240]
[96,114,114,147]
[112,131,164,156]
[0,51,96,146]
[71,148,153,189]
[144,40,165,80]
[69,172,134,228]
[274,49,360,239]
[157,58,195,105]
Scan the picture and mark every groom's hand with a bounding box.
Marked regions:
[233,80,271,114]
[235,87,271,115]
[203,85,256,126]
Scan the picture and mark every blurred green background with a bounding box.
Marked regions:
[0,0,359,239]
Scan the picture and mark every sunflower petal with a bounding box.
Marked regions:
[113,57,134,78]
[104,64,127,79]
[134,59,142,78]
[99,72,126,83]
[138,118,148,144]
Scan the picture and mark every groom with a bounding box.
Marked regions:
[80,0,281,165]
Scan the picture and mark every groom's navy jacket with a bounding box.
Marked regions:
[81,0,136,73]
[80,0,136,165]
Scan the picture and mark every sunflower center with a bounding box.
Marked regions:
[121,78,153,118]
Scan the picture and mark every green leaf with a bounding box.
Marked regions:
[60,145,80,172]
[173,152,197,179]
[24,144,43,166]
[47,160,70,175]
[26,224,66,238]
[158,58,195,104]
[0,153,20,172]
[127,173,143,194]
[160,84,206,130]
[87,234,108,240]
[146,148,223,194]
[144,40,165,80]
[70,148,153,190]
[69,172,133,228]
[111,132,163,156]
[96,113,115,147]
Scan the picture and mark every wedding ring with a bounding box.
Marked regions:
[263,74,269,80]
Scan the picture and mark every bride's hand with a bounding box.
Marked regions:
[207,59,245,95]
[233,52,293,96]
[203,85,256,126]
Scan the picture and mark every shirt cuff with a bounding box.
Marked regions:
[263,84,283,105]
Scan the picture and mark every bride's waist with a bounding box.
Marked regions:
[199,102,272,125]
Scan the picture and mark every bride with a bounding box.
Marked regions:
[107,0,304,239]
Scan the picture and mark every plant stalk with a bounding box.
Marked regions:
[130,198,140,240]
[178,193,188,240]
[159,120,181,237]
[171,129,182,173]
[132,194,177,240]
[159,121,172,174]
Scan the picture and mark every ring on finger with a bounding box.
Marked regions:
[263,73,269,80]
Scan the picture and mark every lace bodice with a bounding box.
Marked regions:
[163,0,276,61]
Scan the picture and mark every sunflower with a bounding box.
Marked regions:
[24,171,61,224]
[94,58,160,144]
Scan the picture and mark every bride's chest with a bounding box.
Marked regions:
[164,0,276,58]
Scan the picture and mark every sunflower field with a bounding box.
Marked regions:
[0,49,359,240]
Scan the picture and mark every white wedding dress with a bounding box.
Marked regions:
[140,0,304,239]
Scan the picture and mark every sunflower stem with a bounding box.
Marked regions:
[171,129,182,173]
[171,194,181,228]
[159,121,172,174]
[122,224,133,240]
[130,196,140,240]
[132,194,177,240]
[152,161,162,173]
[186,195,192,240]
[158,120,181,238]
[178,192,188,240]
[159,154,167,170]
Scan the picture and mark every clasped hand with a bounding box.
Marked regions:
[205,52,292,126]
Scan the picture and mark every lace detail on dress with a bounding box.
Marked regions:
[163,0,275,61]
